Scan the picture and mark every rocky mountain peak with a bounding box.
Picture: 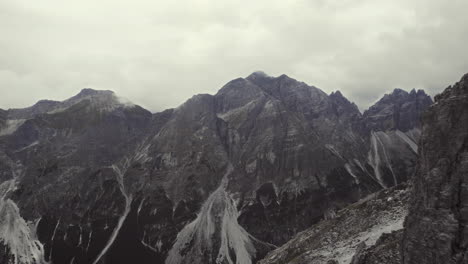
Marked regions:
[66,88,118,105]
[330,90,353,105]
[73,88,114,99]
[6,88,134,121]
[246,70,272,81]
[390,88,408,95]
[363,88,432,132]
[329,90,361,117]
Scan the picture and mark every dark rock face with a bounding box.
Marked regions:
[402,73,468,264]
[364,88,432,132]
[0,72,430,264]
[0,109,7,126]
[0,91,155,264]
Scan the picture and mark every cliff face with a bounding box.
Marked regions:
[0,72,431,264]
[352,73,468,264]
[402,74,468,264]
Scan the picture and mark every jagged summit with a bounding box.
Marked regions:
[391,88,408,94]
[330,90,344,97]
[380,88,429,101]
[245,71,297,86]
[329,90,356,105]
[330,90,361,116]
[364,88,433,132]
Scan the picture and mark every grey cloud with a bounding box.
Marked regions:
[1,0,467,112]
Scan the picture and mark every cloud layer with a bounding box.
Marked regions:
[1,0,468,112]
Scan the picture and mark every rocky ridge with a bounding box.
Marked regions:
[258,72,468,264]
[402,73,468,264]
[0,72,431,264]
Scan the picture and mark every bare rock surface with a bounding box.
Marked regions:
[402,73,468,264]
[0,72,430,264]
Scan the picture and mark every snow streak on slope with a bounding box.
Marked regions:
[92,159,133,264]
[367,131,397,188]
[91,143,152,263]
[395,130,418,154]
[368,132,387,188]
[0,180,47,264]
[0,120,25,136]
[166,164,258,264]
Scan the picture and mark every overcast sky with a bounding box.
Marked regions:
[1,0,468,112]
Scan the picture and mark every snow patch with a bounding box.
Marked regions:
[325,144,343,160]
[92,159,133,264]
[328,217,404,264]
[14,141,39,153]
[344,163,360,184]
[395,130,418,153]
[0,180,47,264]
[166,165,257,264]
[367,131,397,188]
[217,100,257,121]
[0,120,26,136]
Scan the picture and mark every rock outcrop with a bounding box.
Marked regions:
[402,73,468,264]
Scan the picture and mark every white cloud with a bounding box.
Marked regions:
[1,0,467,112]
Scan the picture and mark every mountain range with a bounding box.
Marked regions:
[0,71,436,264]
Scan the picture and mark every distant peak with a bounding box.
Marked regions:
[61,88,135,111]
[76,88,114,98]
[329,90,359,111]
[246,71,275,82]
[247,71,270,78]
[416,89,428,96]
[391,88,409,95]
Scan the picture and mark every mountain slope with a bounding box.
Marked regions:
[0,72,431,264]
[258,72,468,264]
[258,184,408,264]
[363,88,432,187]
